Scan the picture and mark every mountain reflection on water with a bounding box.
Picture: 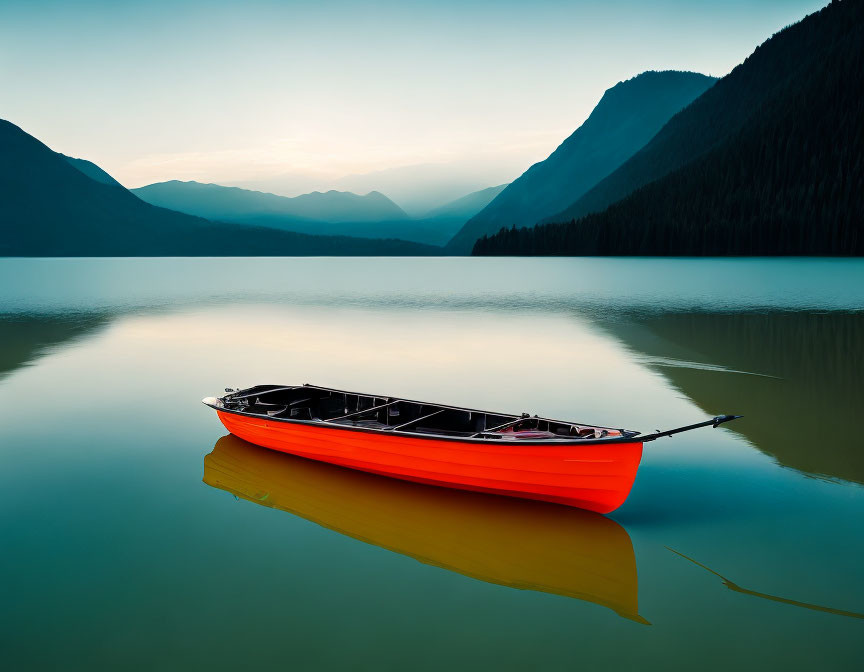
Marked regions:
[204,434,647,623]
[603,310,864,484]
[0,313,111,382]
[1,259,862,670]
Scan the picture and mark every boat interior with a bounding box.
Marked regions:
[219,384,632,440]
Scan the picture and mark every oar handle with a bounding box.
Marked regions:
[643,414,742,442]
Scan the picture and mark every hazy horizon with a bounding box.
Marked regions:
[1,0,826,205]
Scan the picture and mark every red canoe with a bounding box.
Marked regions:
[202,384,739,514]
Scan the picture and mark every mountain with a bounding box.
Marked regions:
[0,119,437,256]
[446,71,717,253]
[476,1,864,255]
[132,180,491,246]
[132,180,408,224]
[423,184,508,221]
[475,0,863,256]
[548,2,859,231]
[59,153,123,187]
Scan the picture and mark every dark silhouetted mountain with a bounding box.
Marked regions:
[543,2,860,230]
[540,0,857,230]
[447,71,717,252]
[59,153,123,187]
[132,180,408,223]
[503,0,864,256]
[475,0,864,256]
[0,120,437,256]
[423,184,508,221]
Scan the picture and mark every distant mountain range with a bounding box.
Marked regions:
[474,0,864,256]
[447,71,717,252]
[228,161,519,216]
[130,180,495,246]
[0,120,437,256]
[133,181,409,224]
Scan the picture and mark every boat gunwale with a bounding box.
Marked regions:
[205,383,644,447]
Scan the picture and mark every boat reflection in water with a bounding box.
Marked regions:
[204,434,647,624]
[667,548,864,620]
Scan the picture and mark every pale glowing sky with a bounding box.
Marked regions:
[0,0,826,198]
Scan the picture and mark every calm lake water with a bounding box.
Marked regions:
[1,257,862,670]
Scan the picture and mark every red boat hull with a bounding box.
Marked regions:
[217,410,642,513]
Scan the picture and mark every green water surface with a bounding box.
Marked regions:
[0,257,862,671]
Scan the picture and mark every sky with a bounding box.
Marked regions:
[0,0,827,206]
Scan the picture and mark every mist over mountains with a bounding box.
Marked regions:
[423,184,508,221]
[226,160,520,217]
[329,163,518,216]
